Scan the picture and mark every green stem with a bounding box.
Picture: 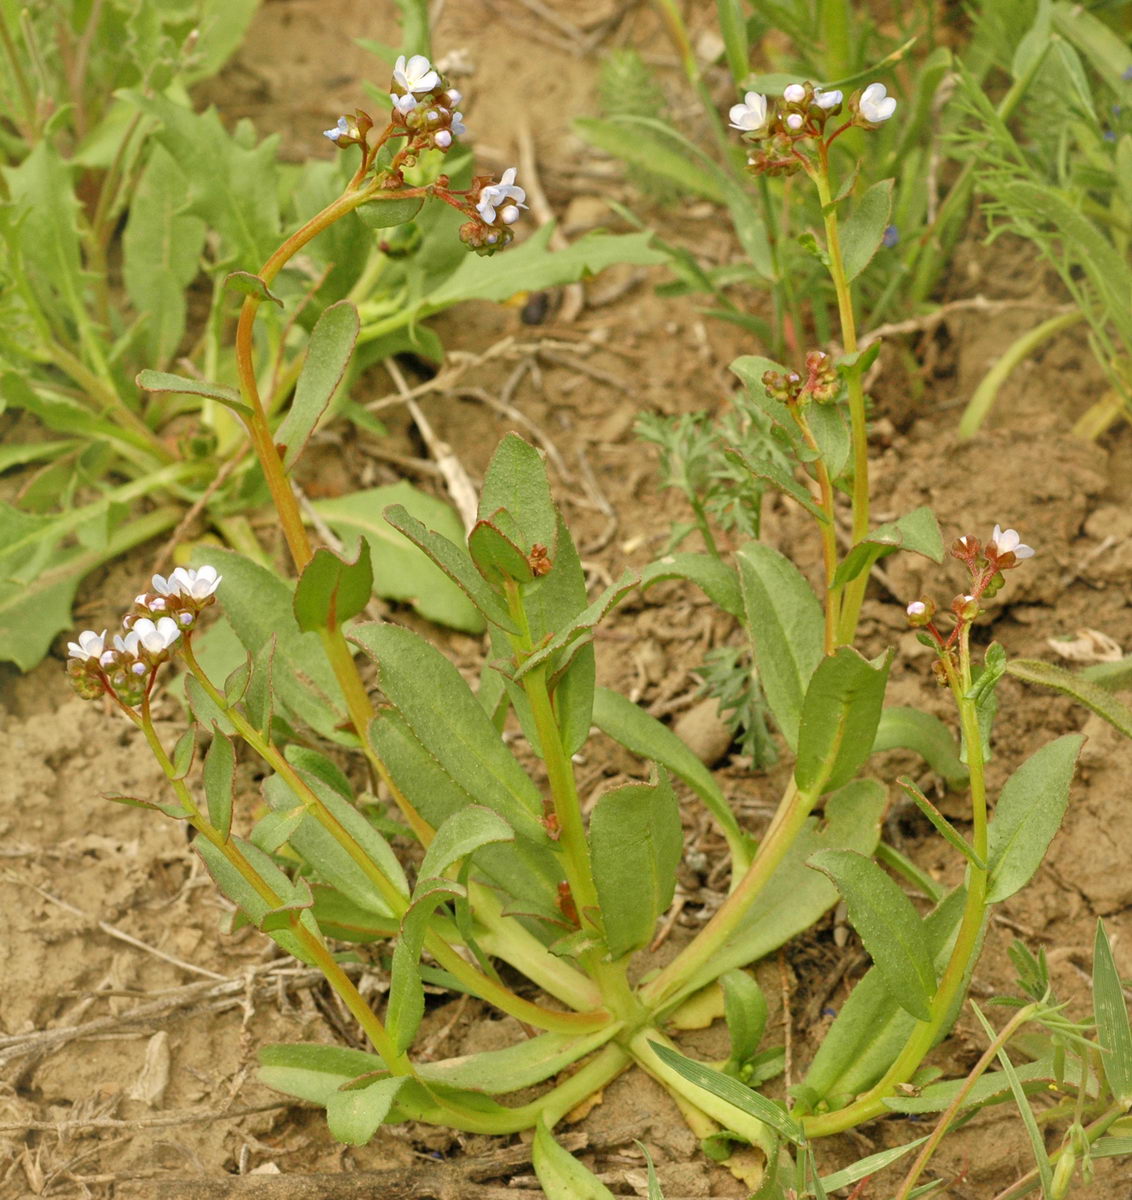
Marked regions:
[181,642,605,1035]
[140,699,407,1067]
[639,779,817,1010]
[792,403,841,654]
[894,1001,1040,1200]
[812,150,870,646]
[802,652,990,1137]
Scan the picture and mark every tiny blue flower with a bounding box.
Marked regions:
[882,224,899,248]
[1104,129,1117,142]
[323,116,350,143]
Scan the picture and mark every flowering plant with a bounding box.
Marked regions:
[64,45,1132,1200]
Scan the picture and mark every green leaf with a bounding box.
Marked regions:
[293,540,373,633]
[171,728,196,780]
[416,224,667,314]
[589,773,683,959]
[533,1120,619,1199]
[263,768,409,917]
[387,877,461,1053]
[721,970,769,1072]
[818,1135,931,1190]
[259,1042,386,1106]
[591,687,748,865]
[800,887,969,1106]
[872,707,968,789]
[419,805,515,884]
[639,552,742,619]
[122,145,207,366]
[355,195,424,228]
[736,541,824,751]
[832,507,945,588]
[677,780,886,999]
[194,835,319,962]
[135,369,251,415]
[326,1075,408,1146]
[727,447,830,524]
[795,647,891,797]
[986,734,1083,903]
[882,1055,1057,1114]
[513,570,637,680]
[717,0,750,81]
[224,270,284,306]
[419,1028,619,1093]
[350,492,499,633]
[277,301,360,470]
[1007,659,1132,739]
[1093,920,1132,1106]
[574,117,727,203]
[192,548,349,740]
[896,777,984,870]
[203,726,236,841]
[351,624,547,843]
[808,849,935,1021]
[468,517,534,585]
[649,1044,804,1145]
[478,434,559,555]
[839,178,894,281]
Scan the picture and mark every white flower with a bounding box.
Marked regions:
[783,83,806,104]
[859,82,897,124]
[446,88,463,106]
[814,88,843,110]
[130,617,182,656]
[451,111,466,136]
[436,130,453,149]
[728,91,768,132]
[393,53,440,95]
[990,525,1035,560]
[906,601,927,618]
[68,629,107,662]
[152,565,222,601]
[477,167,527,225]
[785,112,805,131]
[390,92,418,116]
[323,116,350,142]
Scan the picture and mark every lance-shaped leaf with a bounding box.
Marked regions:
[293,539,373,633]
[841,178,894,281]
[387,877,462,1054]
[589,772,682,959]
[259,1043,387,1105]
[134,369,251,415]
[873,707,968,789]
[736,542,824,751]
[382,503,516,632]
[203,725,236,842]
[355,194,424,227]
[224,269,283,306]
[1093,920,1132,1106]
[468,514,534,585]
[986,734,1083,903]
[533,1120,619,1200]
[1007,658,1132,739]
[795,647,892,797]
[591,686,748,865]
[478,433,559,554]
[351,624,546,842]
[638,552,743,619]
[263,768,409,917]
[809,849,936,1021]
[727,446,830,523]
[512,569,638,680]
[314,483,482,633]
[418,1027,618,1093]
[650,1043,804,1145]
[831,507,945,588]
[276,300,359,469]
[327,1075,408,1146]
[194,835,319,962]
[419,805,515,883]
[721,970,769,1074]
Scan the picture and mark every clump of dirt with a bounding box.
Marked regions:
[4,2,1132,1196]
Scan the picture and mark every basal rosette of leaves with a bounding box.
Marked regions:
[0,11,665,671]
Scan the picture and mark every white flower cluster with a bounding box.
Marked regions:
[728,80,894,137]
[387,54,465,149]
[477,167,526,226]
[67,567,222,700]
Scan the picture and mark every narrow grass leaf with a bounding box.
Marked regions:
[1093,919,1132,1105]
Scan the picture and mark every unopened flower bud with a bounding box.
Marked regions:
[905,598,934,627]
[783,83,807,104]
[950,534,979,562]
[952,594,980,621]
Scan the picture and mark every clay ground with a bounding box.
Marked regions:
[2,1,1132,1197]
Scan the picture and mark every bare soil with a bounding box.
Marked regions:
[3,2,1132,1197]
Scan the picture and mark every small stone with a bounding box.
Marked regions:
[562,195,612,236]
[673,698,733,766]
